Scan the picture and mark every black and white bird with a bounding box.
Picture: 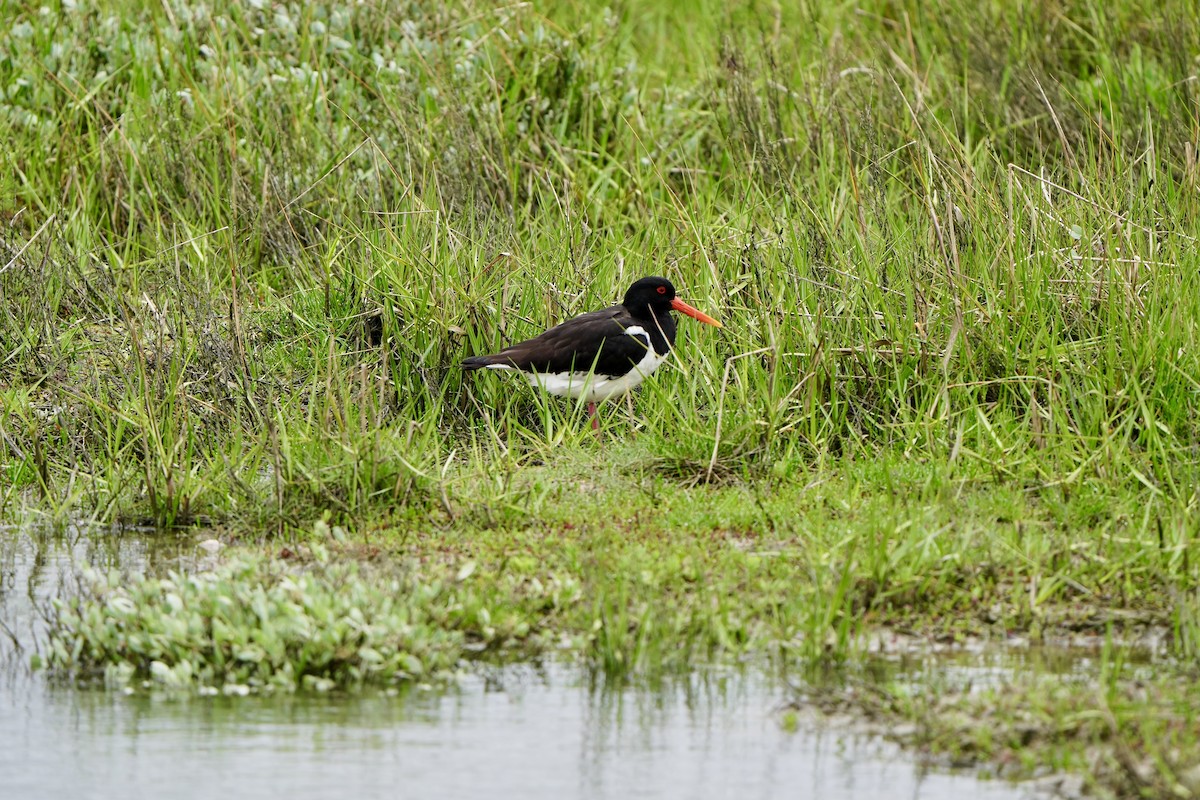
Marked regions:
[461,276,722,430]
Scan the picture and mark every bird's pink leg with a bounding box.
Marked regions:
[588,402,600,435]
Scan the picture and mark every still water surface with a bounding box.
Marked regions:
[1,526,1037,800]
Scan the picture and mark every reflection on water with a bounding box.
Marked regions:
[3,667,1039,800]
[0,527,1038,800]
[0,522,194,655]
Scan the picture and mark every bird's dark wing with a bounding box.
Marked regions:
[462,305,653,376]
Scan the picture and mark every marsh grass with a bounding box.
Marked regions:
[3,0,1200,791]
[846,644,1200,797]
[4,1,1199,523]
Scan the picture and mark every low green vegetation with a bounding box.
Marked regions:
[44,549,554,692]
[835,645,1200,798]
[4,0,1200,795]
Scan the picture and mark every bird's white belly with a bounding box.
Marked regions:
[485,327,668,402]
[530,347,667,401]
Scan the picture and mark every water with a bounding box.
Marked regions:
[0,526,1039,800]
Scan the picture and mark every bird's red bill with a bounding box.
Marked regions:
[670,297,723,327]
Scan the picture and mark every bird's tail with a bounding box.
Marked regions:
[461,355,497,371]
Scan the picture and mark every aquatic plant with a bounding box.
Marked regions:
[43,550,566,691]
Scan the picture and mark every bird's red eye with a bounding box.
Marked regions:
[657,285,667,294]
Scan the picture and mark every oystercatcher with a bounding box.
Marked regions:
[462,276,722,430]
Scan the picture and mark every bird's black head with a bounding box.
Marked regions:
[623,276,677,316]
[622,276,724,328]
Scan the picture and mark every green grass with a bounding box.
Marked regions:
[4,0,1200,794]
